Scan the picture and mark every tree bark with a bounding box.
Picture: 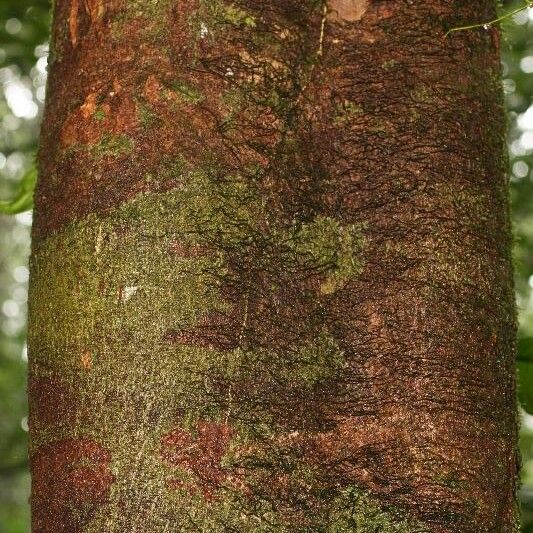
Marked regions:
[28,1,518,531]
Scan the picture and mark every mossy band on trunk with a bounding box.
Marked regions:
[29,183,422,531]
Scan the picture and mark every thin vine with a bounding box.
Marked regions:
[446,2,533,37]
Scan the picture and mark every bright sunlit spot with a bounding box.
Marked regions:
[4,80,38,119]
[14,211,32,226]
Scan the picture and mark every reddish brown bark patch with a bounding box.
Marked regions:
[168,241,209,259]
[61,89,138,148]
[31,438,114,533]
[28,375,76,428]
[161,420,234,500]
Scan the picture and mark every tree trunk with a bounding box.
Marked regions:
[28,1,518,531]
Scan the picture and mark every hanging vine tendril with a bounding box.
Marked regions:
[445,1,533,37]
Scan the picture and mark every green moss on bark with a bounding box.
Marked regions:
[89,133,134,158]
[29,164,370,529]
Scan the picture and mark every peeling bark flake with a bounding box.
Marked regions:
[69,0,80,46]
[80,93,98,119]
[328,0,369,21]
[84,0,105,23]
[69,0,105,47]
[81,351,92,370]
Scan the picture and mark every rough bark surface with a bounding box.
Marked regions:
[29,0,517,532]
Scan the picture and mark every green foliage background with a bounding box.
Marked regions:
[2,1,533,531]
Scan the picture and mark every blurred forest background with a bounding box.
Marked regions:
[1,1,533,531]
